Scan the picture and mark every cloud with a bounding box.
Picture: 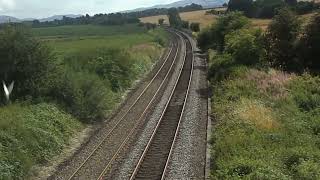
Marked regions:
[0,0,15,11]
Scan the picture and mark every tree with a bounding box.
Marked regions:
[265,8,301,71]
[298,13,320,72]
[197,12,250,52]
[253,0,286,18]
[158,18,165,25]
[190,22,200,32]
[228,0,254,17]
[168,8,182,28]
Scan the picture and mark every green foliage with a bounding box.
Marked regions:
[295,1,319,15]
[0,25,60,102]
[168,8,182,28]
[190,22,200,32]
[197,12,250,52]
[265,8,301,71]
[253,0,286,18]
[225,28,265,66]
[0,103,82,179]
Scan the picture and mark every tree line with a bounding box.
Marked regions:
[228,0,319,18]
[30,3,203,28]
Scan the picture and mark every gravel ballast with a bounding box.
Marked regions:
[165,35,208,180]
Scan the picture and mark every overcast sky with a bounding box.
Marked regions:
[0,0,178,19]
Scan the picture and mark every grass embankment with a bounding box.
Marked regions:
[0,103,82,179]
[210,62,320,179]
[0,24,168,179]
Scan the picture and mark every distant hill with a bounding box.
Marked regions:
[39,14,82,22]
[0,14,82,24]
[0,15,21,23]
[127,0,228,12]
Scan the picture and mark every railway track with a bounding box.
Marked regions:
[52,30,184,180]
[129,31,194,180]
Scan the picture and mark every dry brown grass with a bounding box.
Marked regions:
[246,69,295,100]
[236,98,280,130]
[140,9,218,29]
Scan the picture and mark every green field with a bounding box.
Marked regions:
[32,24,168,57]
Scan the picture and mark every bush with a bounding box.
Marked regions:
[59,70,117,122]
[225,28,265,66]
[0,25,60,102]
[190,22,200,32]
[265,7,301,71]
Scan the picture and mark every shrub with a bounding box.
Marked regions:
[0,25,60,102]
[225,28,265,66]
[58,70,117,122]
[190,22,200,32]
[265,7,301,71]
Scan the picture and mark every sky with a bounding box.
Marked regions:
[0,0,178,19]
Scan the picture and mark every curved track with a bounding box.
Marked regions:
[52,30,185,180]
[129,31,194,180]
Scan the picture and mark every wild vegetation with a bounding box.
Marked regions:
[0,23,168,179]
[197,8,320,179]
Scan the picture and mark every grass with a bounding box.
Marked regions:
[0,103,83,179]
[32,24,146,37]
[209,60,320,179]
